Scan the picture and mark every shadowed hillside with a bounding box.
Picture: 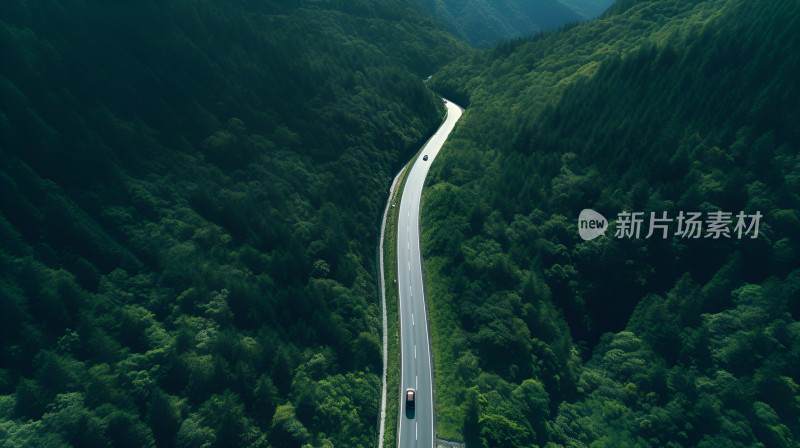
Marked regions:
[421,0,615,48]
[0,1,466,446]
[424,0,800,445]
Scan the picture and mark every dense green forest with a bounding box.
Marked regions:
[0,1,466,446]
[3,0,799,447]
[424,0,800,446]
[420,0,614,48]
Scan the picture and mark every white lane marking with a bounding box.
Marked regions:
[412,313,414,326]
[408,261,411,271]
[416,375,418,389]
[415,345,416,358]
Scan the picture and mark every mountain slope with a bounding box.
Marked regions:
[564,0,618,17]
[0,1,466,447]
[421,0,615,48]
[423,0,800,445]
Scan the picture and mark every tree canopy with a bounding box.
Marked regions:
[424,0,800,446]
[0,0,467,446]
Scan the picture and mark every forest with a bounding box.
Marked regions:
[2,0,798,447]
[424,0,800,446]
[0,0,464,446]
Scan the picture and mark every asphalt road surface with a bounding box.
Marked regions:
[396,99,462,447]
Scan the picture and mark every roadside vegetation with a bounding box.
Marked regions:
[381,166,406,448]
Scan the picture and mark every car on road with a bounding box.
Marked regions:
[422,155,428,161]
[406,388,415,409]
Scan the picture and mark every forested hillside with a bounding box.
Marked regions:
[421,0,614,48]
[424,0,800,446]
[0,1,466,447]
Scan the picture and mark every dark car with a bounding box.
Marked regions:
[406,388,415,409]
[422,155,428,161]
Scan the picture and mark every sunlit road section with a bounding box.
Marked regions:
[396,100,462,447]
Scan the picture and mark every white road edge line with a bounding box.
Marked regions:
[419,202,436,448]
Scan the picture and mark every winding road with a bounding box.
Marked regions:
[396,99,462,447]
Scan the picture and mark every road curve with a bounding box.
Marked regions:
[396,99,462,448]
